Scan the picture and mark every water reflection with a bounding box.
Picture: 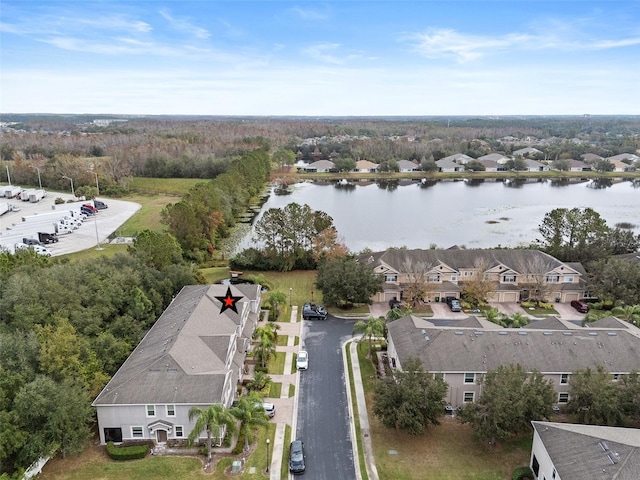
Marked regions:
[377,179,399,191]
[587,178,614,189]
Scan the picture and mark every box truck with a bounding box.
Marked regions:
[4,186,22,198]
[29,190,46,202]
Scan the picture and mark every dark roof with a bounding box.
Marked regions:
[387,316,640,374]
[93,284,260,406]
[532,421,640,480]
[361,248,573,275]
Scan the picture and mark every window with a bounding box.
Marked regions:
[146,405,155,417]
[502,274,516,283]
[531,455,540,476]
[558,392,569,403]
[552,468,557,479]
[463,391,475,403]
[464,372,475,384]
[174,426,184,438]
[560,373,569,384]
[427,274,440,282]
[565,274,574,283]
[546,275,560,283]
[612,374,620,382]
[385,274,397,282]
[104,428,123,443]
[166,404,175,416]
[451,275,457,282]
[131,426,143,438]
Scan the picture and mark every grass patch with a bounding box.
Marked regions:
[126,177,204,195]
[521,306,558,316]
[282,425,292,480]
[346,342,369,480]
[199,266,234,284]
[357,343,531,479]
[40,446,206,480]
[288,384,295,397]
[276,335,288,347]
[267,352,286,375]
[330,304,371,317]
[57,243,129,263]
[239,270,319,307]
[268,383,282,398]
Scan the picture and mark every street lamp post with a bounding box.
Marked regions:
[289,287,292,307]
[265,438,270,473]
[94,215,103,251]
[88,170,99,196]
[34,167,42,189]
[62,175,75,198]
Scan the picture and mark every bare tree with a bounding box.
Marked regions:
[515,254,556,304]
[401,258,435,308]
[460,257,497,307]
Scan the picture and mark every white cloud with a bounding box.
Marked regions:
[159,9,210,39]
[289,6,330,21]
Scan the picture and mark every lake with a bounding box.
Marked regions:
[237,178,640,253]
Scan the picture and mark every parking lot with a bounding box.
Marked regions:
[0,191,141,256]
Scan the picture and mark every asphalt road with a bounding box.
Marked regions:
[296,315,358,480]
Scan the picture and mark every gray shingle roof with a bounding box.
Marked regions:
[532,421,640,480]
[93,284,260,406]
[387,316,640,374]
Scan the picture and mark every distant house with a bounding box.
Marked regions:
[353,160,379,173]
[441,153,475,164]
[301,160,335,173]
[563,159,592,172]
[436,158,463,172]
[608,153,640,164]
[513,147,542,157]
[580,153,603,163]
[477,159,503,172]
[530,421,640,480]
[396,159,420,172]
[478,153,510,164]
[92,284,262,445]
[386,315,640,407]
[608,159,633,172]
[521,158,549,172]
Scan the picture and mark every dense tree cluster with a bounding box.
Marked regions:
[231,202,347,272]
[0,250,198,476]
[458,364,555,444]
[316,255,384,306]
[536,207,640,264]
[373,357,448,435]
[161,149,271,259]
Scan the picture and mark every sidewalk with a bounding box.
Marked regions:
[268,305,300,479]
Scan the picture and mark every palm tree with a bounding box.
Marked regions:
[253,336,276,368]
[611,305,640,326]
[510,312,530,328]
[230,394,269,451]
[267,291,287,320]
[352,316,386,357]
[483,307,508,328]
[187,404,237,461]
[246,371,273,393]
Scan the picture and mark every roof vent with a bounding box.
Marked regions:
[589,332,598,336]
[518,331,528,335]
[607,332,617,336]
[474,331,484,335]
[563,332,573,336]
[607,452,619,465]
[454,331,464,335]
[599,441,610,451]
[498,331,508,335]
[543,331,553,336]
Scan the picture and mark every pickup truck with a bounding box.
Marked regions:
[38,232,59,244]
[302,303,328,320]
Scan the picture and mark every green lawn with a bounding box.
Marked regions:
[356,344,532,480]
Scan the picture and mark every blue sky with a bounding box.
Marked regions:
[1,1,639,115]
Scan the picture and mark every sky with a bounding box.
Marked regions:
[1,1,639,116]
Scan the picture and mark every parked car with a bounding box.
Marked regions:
[296,350,309,370]
[94,199,108,209]
[302,303,327,320]
[23,237,44,247]
[570,300,590,313]
[446,296,462,312]
[261,402,276,418]
[82,203,99,214]
[289,440,305,474]
[80,205,95,216]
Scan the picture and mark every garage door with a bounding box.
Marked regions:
[502,292,519,302]
[564,293,579,302]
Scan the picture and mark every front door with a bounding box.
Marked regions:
[156,429,167,443]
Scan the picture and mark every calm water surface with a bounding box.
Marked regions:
[238,178,640,253]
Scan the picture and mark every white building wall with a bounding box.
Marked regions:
[530,429,558,480]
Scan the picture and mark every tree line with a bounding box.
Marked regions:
[0,238,198,477]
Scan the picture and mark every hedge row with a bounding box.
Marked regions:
[106,441,149,461]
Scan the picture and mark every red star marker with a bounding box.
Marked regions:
[215,287,243,314]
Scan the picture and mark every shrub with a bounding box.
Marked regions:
[54,197,65,204]
[106,441,149,461]
[512,466,534,480]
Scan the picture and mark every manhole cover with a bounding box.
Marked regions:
[364,433,369,438]
[388,450,398,455]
